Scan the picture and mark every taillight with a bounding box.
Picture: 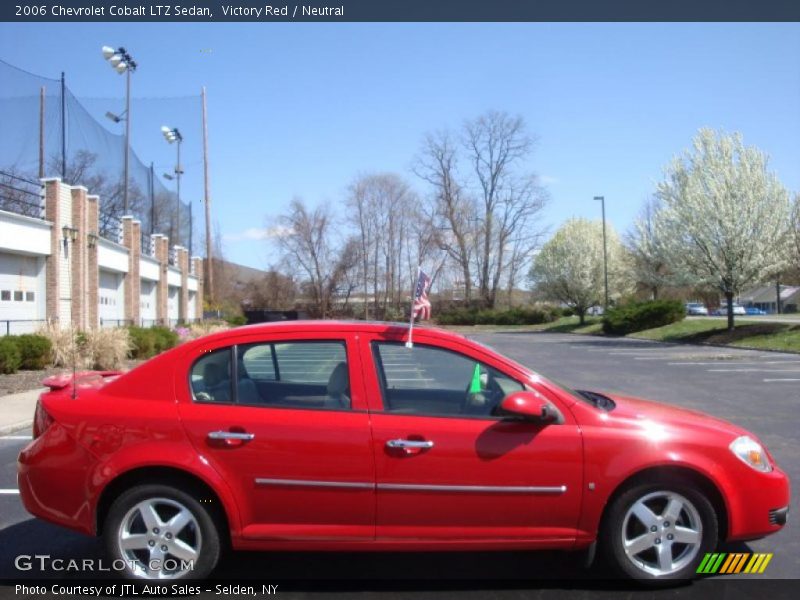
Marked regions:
[32,401,54,439]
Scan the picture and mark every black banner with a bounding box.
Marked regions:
[2,1,800,22]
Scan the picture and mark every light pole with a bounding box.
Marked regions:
[101,46,137,215]
[161,126,186,251]
[594,195,609,309]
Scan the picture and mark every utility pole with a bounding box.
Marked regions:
[123,65,131,214]
[202,86,214,303]
[60,72,66,180]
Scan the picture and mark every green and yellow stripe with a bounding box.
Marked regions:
[696,552,773,574]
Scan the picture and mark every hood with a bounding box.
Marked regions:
[604,392,748,439]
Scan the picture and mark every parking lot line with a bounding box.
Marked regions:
[669,361,800,366]
[763,378,800,382]
[707,368,800,373]
[0,435,32,441]
[0,489,19,494]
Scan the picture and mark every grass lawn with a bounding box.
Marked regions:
[630,318,800,352]
[442,316,603,335]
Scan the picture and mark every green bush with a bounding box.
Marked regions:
[437,307,558,326]
[128,326,156,359]
[151,326,179,354]
[12,334,52,370]
[602,300,685,336]
[0,337,22,374]
[225,315,247,327]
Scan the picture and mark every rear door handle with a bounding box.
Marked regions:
[386,439,434,455]
[207,430,255,447]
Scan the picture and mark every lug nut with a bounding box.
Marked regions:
[650,526,658,532]
[165,532,172,539]
[664,521,670,528]
[655,538,661,544]
[148,540,155,547]
[667,534,674,540]
[153,528,160,534]
[161,545,168,552]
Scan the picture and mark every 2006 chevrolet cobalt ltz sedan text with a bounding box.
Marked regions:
[18,321,789,582]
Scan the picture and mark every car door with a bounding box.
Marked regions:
[177,333,375,541]
[361,334,583,543]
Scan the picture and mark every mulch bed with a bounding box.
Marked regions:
[0,360,143,397]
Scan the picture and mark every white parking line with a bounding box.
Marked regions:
[707,368,800,373]
[0,435,32,440]
[669,361,800,366]
[0,489,19,494]
[763,378,800,382]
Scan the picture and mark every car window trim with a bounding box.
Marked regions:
[370,340,525,421]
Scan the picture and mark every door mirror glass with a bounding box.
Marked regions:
[497,391,562,424]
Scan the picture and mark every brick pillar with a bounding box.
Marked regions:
[86,195,100,329]
[153,235,169,325]
[122,217,141,326]
[43,179,61,324]
[176,247,189,323]
[69,187,88,330]
[192,257,204,320]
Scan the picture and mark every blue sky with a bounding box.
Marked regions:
[1,22,798,269]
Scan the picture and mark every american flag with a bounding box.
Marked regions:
[412,269,432,321]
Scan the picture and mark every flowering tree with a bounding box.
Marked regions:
[655,129,792,330]
[529,218,631,324]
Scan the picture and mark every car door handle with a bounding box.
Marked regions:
[386,439,434,454]
[207,430,255,447]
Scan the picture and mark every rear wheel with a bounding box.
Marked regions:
[602,482,717,583]
[103,484,220,579]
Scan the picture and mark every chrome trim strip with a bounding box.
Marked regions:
[254,478,567,494]
[377,483,567,494]
[255,478,373,490]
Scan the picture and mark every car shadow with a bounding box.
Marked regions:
[0,518,755,592]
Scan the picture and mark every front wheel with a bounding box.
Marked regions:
[602,482,718,583]
[103,484,221,579]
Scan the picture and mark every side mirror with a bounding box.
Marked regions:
[497,391,563,424]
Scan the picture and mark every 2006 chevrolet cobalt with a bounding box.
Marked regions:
[18,321,789,581]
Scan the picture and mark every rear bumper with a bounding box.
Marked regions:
[17,423,96,536]
[727,465,790,541]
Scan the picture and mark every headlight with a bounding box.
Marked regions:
[729,435,772,473]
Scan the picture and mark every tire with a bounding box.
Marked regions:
[601,481,718,584]
[103,484,221,580]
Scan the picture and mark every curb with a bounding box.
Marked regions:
[0,420,32,436]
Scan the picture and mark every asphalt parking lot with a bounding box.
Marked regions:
[0,331,796,598]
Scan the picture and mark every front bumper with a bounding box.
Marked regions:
[727,465,790,541]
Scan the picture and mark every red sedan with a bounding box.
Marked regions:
[18,321,789,582]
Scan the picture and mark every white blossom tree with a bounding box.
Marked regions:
[529,218,631,324]
[625,198,673,300]
[655,129,792,330]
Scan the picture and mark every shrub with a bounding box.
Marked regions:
[225,315,247,327]
[37,322,76,368]
[0,337,22,374]
[127,326,156,359]
[13,334,52,370]
[83,328,131,370]
[150,326,179,354]
[602,300,685,336]
[436,306,558,326]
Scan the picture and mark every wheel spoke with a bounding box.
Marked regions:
[167,508,192,534]
[120,533,149,551]
[663,497,683,523]
[148,545,165,566]
[631,501,658,527]
[672,525,701,545]
[657,542,673,572]
[624,533,653,556]
[169,539,199,562]
[139,502,163,531]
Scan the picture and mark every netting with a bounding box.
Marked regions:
[0,58,203,253]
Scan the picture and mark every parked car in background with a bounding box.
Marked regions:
[684,302,708,316]
[18,322,789,583]
[712,304,746,316]
[745,307,767,316]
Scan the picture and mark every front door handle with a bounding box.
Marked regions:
[207,430,255,447]
[386,439,434,455]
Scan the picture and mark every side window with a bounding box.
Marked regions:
[373,343,524,417]
[237,341,350,410]
[190,348,233,403]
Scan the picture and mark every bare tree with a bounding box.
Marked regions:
[415,131,477,302]
[241,270,297,309]
[626,197,673,300]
